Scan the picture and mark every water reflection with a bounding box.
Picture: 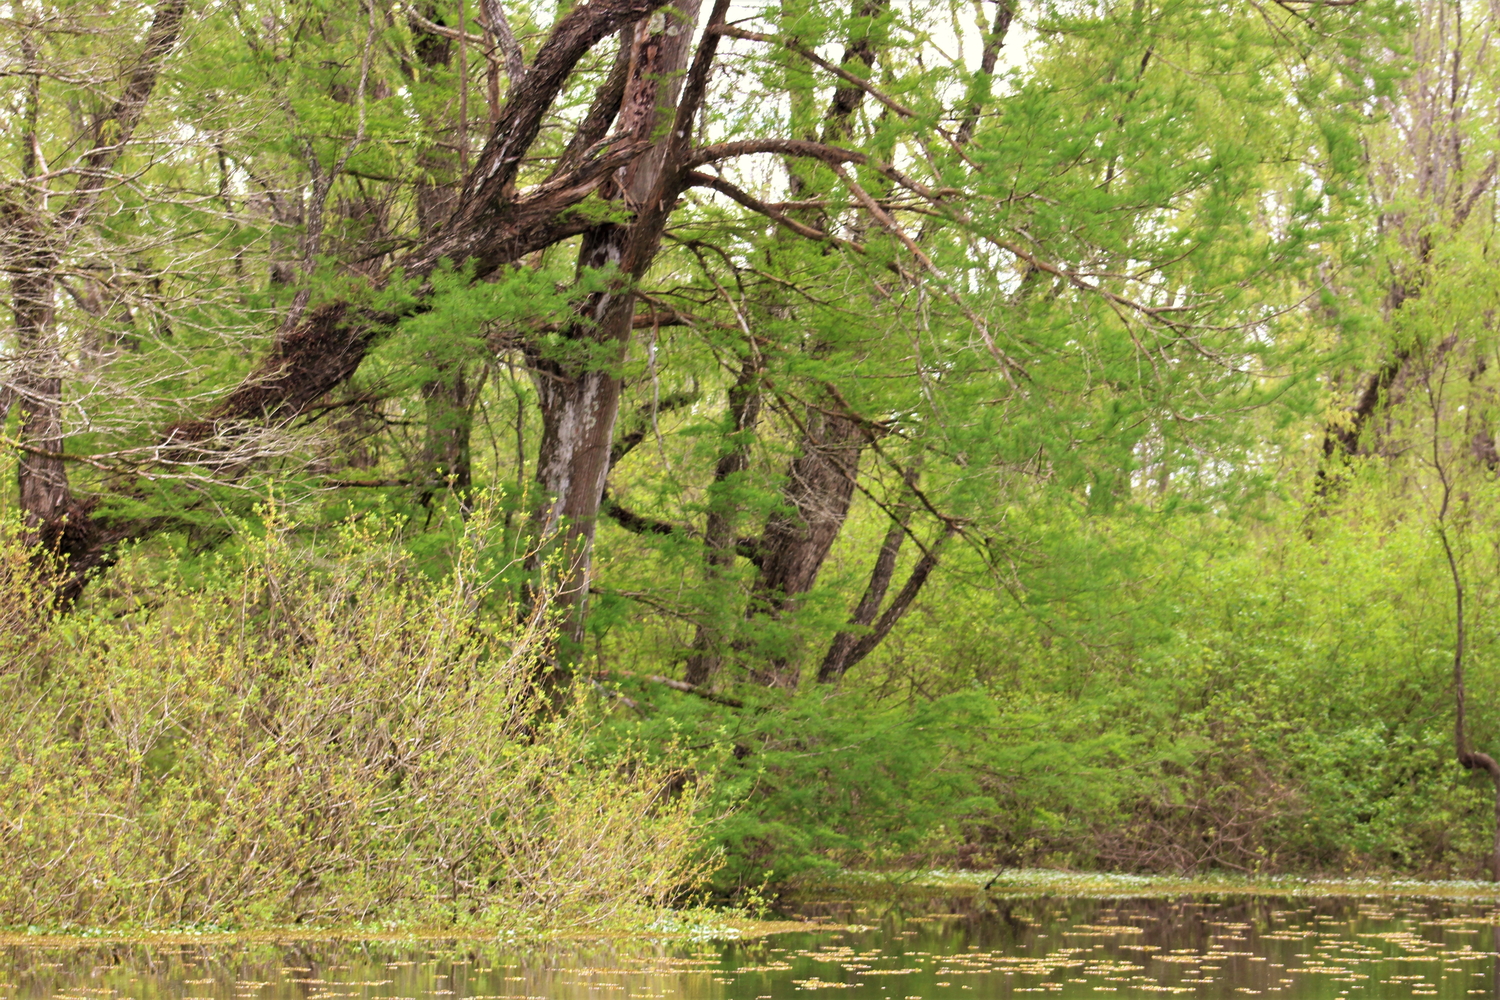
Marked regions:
[5,895,1500,999]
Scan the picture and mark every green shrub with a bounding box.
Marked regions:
[0,501,714,930]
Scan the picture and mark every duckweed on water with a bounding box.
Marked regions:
[9,894,1500,999]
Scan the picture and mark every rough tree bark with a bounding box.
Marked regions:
[745,407,866,688]
[527,0,714,645]
[36,0,677,591]
[725,0,886,690]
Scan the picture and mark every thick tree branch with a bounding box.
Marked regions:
[450,0,674,221]
[475,0,526,84]
[601,489,679,536]
[57,0,190,235]
[688,171,862,248]
[690,139,945,202]
[611,390,699,464]
[638,673,744,707]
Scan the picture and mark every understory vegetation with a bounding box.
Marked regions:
[9,0,1500,929]
[0,505,711,929]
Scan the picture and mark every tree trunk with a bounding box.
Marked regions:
[530,223,633,626]
[5,0,187,563]
[733,0,996,689]
[409,13,482,505]
[420,364,486,499]
[528,0,707,646]
[8,23,68,532]
[12,261,69,530]
[1441,521,1500,880]
[683,356,763,686]
[744,407,864,688]
[191,0,676,437]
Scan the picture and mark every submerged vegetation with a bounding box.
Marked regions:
[9,0,1500,931]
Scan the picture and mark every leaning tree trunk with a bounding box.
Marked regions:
[732,0,1006,688]
[11,254,70,532]
[803,0,1017,683]
[722,0,889,690]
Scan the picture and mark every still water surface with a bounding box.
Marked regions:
[7,896,1500,1000]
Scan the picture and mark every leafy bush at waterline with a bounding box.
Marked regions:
[598,500,1500,887]
[0,510,713,930]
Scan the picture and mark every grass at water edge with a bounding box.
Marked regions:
[0,914,849,950]
[817,867,1500,901]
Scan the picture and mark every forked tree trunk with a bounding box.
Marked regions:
[731,0,1008,688]
[805,0,1012,683]
[180,0,675,443]
[724,0,884,689]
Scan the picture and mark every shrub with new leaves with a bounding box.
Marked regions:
[0,497,714,930]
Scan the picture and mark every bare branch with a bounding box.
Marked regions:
[711,24,919,121]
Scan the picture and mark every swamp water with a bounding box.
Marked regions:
[7,895,1500,1000]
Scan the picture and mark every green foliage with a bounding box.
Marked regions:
[12,0,1500,918]
[579,472,1500,889]
[0,501,713,930]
